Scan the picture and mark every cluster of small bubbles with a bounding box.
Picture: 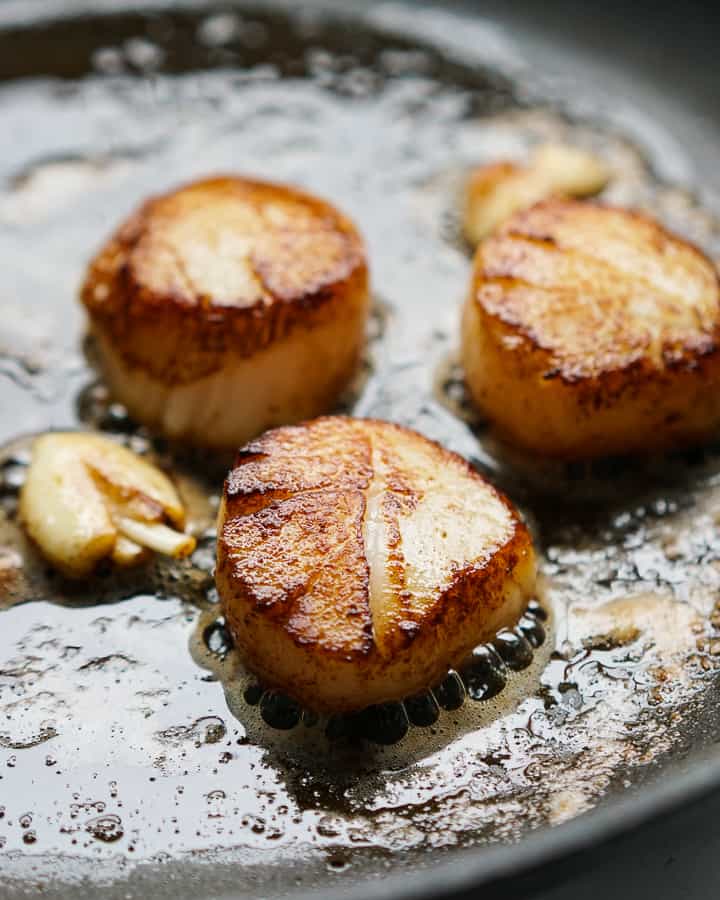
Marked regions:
[242,814,266,835]
[91,38,164,76]
[1,0,718,876]
[69,799,106,820]
[200,718,226,745]
[85,814,124,843]
[154,715,227,748]
[230,601,547,745]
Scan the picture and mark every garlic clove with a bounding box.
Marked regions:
[463,143,610,245]
[19,432,195,578]
[115,516,196,559]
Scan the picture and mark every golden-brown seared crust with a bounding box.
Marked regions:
[81,177,368,384]
[217,416,536,712]
[462,200,720,458]
[478,200,720,379]
[222,417,374,659]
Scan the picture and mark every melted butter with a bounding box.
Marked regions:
[0,3,720,892]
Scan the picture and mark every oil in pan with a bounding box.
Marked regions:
[1,3,720,895]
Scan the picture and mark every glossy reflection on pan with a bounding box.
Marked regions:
[1,3,720,900]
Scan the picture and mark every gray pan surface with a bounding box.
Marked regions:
[1,2,720,898]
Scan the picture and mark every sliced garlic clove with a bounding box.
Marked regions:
[75,434,186,528]
[116,517,196,559]
[20,434,117,578]
[531,143,609,197]
[19,432,195,578]
[463,143,610,245]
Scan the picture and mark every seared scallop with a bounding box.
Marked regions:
[216,416,536,713]
[463,143,609,245]
[20,433,195,578]
[461,200,720,458]
[81,176,369,450]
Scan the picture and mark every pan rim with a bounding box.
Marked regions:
[287,753,720,899]
[2,1,720,897]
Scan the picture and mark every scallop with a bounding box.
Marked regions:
[19,433,195,578]
[463,143,609,245]
[216,416,536,713]
[80,176,370,450]
[461,199,720,458]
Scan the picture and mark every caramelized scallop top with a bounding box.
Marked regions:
[216,417,535,711]
[81,177,368,384]
[472,200,720,383]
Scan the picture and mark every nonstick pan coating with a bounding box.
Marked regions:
[1,2,720,899]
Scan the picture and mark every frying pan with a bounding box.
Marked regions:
[1,1,720,898]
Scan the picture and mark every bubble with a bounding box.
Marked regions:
[327,853,350,872]
[403,691,440,727]
[353,702,409,745]
[493,630,534,672]
[517,615,546,649]
[124,38,164,72]
[259,693,302,730]
[0,459,27,493]
[243,683,263,706]
[197,13,240,47]
[461,646,507,701]
[434,670,466,711]
[92,46,125,75]
[202,620,233,657]
[86,814,124,843]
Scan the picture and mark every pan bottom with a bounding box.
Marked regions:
[1,2,720,896]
